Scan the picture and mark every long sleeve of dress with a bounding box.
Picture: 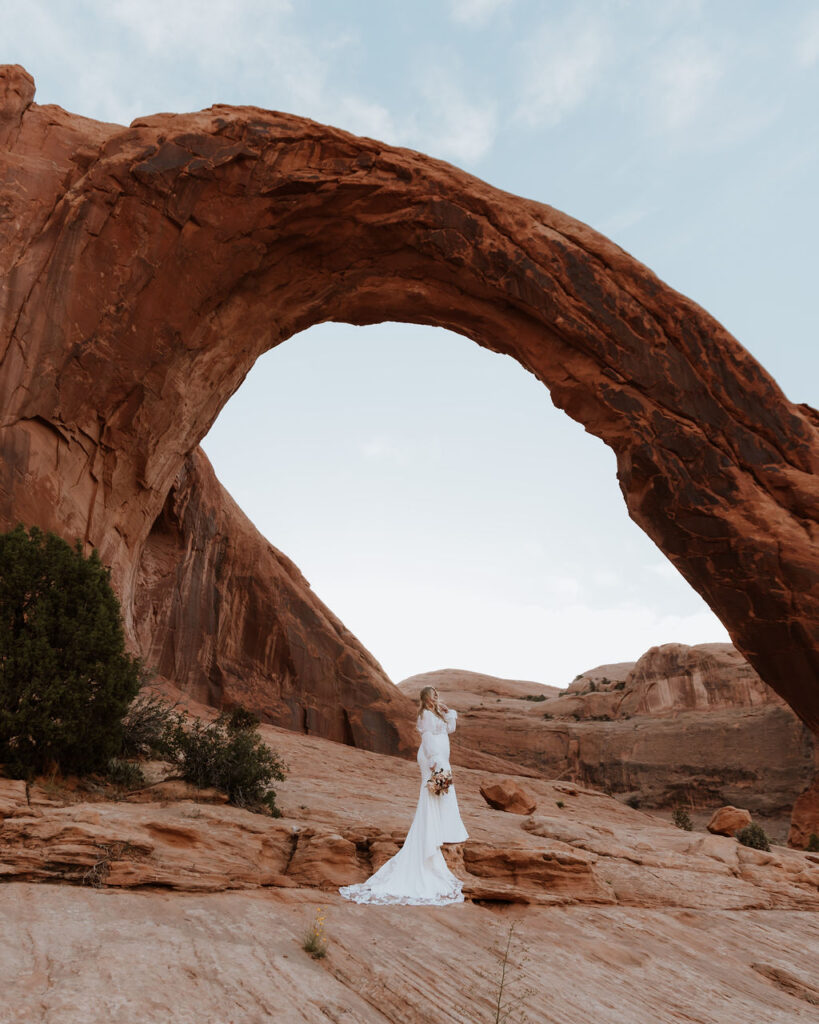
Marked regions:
[444,708,457,734]
[417,710,437,768]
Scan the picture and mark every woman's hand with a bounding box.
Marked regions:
[437,701,449,714]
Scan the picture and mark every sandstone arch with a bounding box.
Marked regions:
[1,65,818,745]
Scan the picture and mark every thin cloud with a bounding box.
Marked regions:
[449,0,513,27]
[411,67,498,163]
[651,37,722,134]
[515,13,607,127]
[796,9,819,67]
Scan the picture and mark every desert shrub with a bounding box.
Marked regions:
[0,525,141,778]
[736,822,770,851]
[120,692,180,758]
[555,800,565,809]
[612,680,626,691]
[301,906,328,959]
[672,806,693,831]
[106,757,146,790]
[521,693,546,702]
[806,833,819,853]
[626,794,641,809]
[165,708,287,815]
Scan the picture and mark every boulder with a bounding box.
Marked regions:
[480,779,537,815]
[707,806,753,836]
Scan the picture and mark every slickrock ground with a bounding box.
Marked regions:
[2,698,818,1023]
[400,646,817,841]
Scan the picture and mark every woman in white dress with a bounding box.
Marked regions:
[339,686,469,906]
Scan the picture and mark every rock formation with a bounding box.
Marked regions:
[479,778,538,815]
[707,806,753,836]
[134,447,415,755]
[1,64,818,753]
[400,644,816,821]
[788,776,819,849]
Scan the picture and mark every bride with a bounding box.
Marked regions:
[339,685,469,906]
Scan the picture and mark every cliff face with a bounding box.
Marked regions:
[133,449,416,755]
[2,63,819,750]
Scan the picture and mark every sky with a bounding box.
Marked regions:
[5,1,818,686]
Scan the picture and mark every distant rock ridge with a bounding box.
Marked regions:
[398,642,815,819]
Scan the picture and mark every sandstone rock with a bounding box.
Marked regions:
[617,643,783,718]
[0,64,817,743]
[788,774,819,849]
[0,778,28,818]
[479,779,537,815]
[708,805,752,836]
[133,449,417,757]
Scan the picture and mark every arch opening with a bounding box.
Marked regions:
[199,320,731,687]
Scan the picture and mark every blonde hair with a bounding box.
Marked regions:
[418,685,446,722]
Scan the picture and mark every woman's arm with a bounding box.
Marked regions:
[444,708,457,734]
[418,710,437,769]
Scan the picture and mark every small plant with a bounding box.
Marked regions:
[672,806,693,831]
[120,692,180,758]
[807,833,819,853]
[302,906,328,959]
[612,680,626,691]
[542,712,553,720]
[555,800,565,809]
[736,822,770,851]
[106,757,146,790]
[625,795,641,809]
[520,693,546,702]
[81,841,136,887]
[489,921,532,1023]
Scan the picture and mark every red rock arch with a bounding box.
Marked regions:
[2,65,818,743]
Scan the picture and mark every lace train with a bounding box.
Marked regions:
[339,783,467,907]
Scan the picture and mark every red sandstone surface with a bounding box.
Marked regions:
[0,64,818,749]
[1,692,818,1022]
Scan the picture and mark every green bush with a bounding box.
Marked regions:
[626,794,641,809]
[520,693,546,702]
[736,822,770,851]
[807,833,819,853]
[121,692,180,758]
[0,525,141,778]
[165,707,287,815]
[672,806,693,831]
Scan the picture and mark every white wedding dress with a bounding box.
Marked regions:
[339,707,469,906]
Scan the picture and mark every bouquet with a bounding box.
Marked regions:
[427,766,453,796]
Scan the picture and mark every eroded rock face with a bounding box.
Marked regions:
[1,65,818,743]
[134,448,415,755]
[617,643,783,718]
[788,776,819,849]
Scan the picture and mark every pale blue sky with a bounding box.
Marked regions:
[6,1,818,684]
